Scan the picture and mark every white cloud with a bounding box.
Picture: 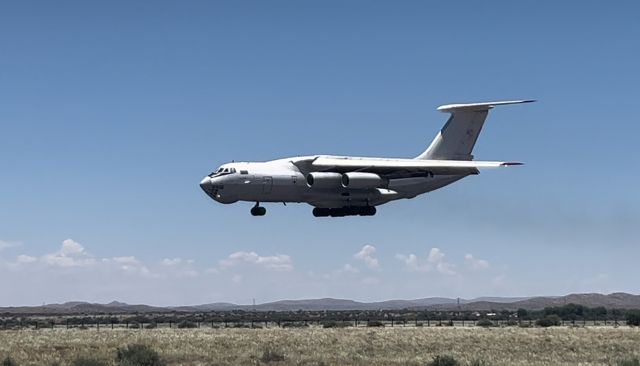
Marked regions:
[354,245,379,269]
[161,258,194,266]
[342,263,359,274]
[104,256,154,277]
[42,239,97,268]
[0,240,21,251]
[7,239,191,279]
[396,247,456,275]
[16,255,37,264]
[232,274,243,283]
[219,251,293,271]
[464,254,490,270]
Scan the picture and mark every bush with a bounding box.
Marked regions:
[322,320,348,328]
[116,344,164,366]
[617,357,640,366]
[536,315,561,327]
[177,320,197,329]
[367,320,384,327]
[259,348,285,363]
[72,358,107,366]
[476,319,495,328]
[470,360,491,366]
[427,355,459,366]
[626,310,640,326]
[2,356,17,366]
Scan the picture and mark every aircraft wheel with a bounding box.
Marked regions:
[360,206,376,216]
[329,208,346,217]
[312,208,330,217]
[251,206,266,216]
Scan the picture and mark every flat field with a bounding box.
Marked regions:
[1,327,639,365]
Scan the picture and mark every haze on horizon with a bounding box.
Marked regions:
[1,1,638,307]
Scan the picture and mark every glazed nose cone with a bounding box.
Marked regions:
[199,176,214,194]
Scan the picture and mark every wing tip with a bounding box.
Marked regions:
[500,162,524,167]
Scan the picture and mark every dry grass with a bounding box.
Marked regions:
[1,326,639,365]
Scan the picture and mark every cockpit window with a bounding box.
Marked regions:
[208,166,237,177]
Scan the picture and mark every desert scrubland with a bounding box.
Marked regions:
[1,326,640,365]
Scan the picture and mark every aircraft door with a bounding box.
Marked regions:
[263,176,273,193]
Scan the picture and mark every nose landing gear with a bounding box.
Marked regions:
[250,203,266,216]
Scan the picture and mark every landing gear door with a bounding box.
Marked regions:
[263,176,273,194]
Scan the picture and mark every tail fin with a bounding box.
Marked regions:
[416,100,535,160]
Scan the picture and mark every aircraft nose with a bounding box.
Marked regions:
[199,177,213,194]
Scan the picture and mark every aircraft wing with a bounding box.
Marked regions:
[305,156,522,176]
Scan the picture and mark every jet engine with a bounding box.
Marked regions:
[341,172,384,189]
[306,172,343,188]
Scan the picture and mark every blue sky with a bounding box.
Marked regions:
[1,1,638,306]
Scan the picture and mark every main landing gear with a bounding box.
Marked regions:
[312,206,376,217]
[250,203,266,216]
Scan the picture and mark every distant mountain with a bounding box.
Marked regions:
[1,293,638,314]
[0,301,168,314]
[421,293,640,311]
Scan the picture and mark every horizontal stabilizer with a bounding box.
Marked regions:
[437,100,535,113]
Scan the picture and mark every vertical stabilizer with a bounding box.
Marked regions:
[416,100,534,161]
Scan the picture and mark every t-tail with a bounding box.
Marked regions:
[416,100,535,161]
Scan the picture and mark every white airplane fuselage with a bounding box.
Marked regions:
[199,157,464,208]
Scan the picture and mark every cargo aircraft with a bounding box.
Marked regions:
[199,100,533,217]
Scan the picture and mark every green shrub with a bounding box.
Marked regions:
[470,360,491,366]
[71,358,107,366]
[367,320,384,327]
[536,315,561,327]
[2,356,17,366]
[116,344,164,366]
[626,310,640,326]
[427,355,459,366]
[177,320,197,329]
[476,319,494,328]
[617,357,640,366]
[259,348,285,363]
[322,320,344,328]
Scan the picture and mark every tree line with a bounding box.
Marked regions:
[2,304,640,329]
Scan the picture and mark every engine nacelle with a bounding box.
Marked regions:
[341,172,384,189]
[306,172,343,188]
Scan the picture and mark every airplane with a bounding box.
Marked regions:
[199,100,534,217]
